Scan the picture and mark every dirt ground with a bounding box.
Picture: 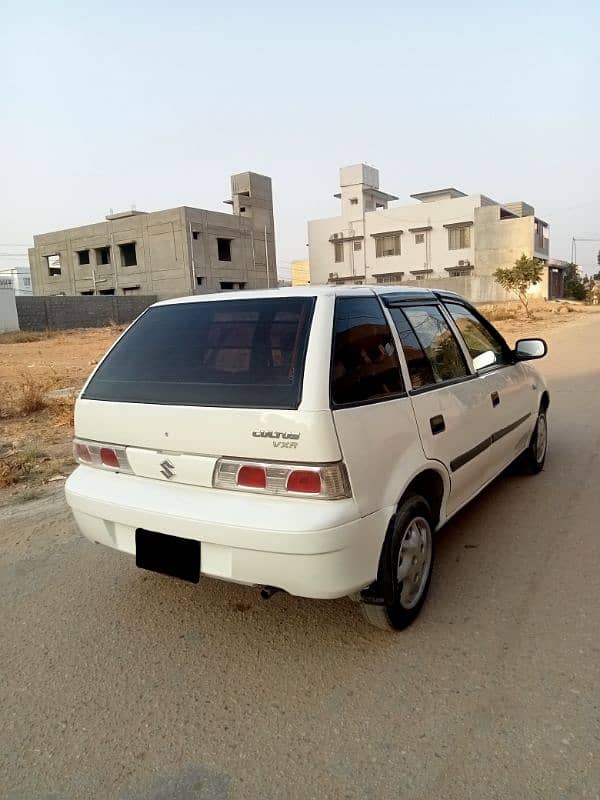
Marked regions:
[1,300,598,506]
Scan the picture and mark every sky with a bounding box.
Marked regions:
[2,0,599,278]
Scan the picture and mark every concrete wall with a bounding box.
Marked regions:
[473,206,535,275]
[16,295,157,331]
[401,275,514,303]
[0,285,19,332]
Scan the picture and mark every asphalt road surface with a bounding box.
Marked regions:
[2,314,599,800]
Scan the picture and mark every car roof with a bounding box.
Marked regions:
[154,284,462,307]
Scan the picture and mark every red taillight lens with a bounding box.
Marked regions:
[286,470,321,494]
[75,442,92,462]
[237,465,267,488]
[100,447,120,468]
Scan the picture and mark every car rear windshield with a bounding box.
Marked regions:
[82,297,316,409]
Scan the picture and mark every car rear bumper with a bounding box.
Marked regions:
[65,466,392,599]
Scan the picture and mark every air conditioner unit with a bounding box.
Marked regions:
[332,233,339,239]
[329,272,338,280]
[458,260,470,267]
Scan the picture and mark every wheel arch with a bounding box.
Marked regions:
[399,467,447,530]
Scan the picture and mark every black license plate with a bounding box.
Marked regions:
[135,529,200,583]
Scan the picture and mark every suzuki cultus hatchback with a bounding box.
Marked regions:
[66,287,549,630]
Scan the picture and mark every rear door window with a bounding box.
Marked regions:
[331,296,405,406]
[83,297,315,409]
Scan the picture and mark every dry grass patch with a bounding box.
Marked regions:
[0,446,49,488]
[0,330,57,345]
[48,396,75,427]
[15,375,49,415]
[480,304,518,322]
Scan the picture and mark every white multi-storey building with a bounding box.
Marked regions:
[308,164,563,301]
[0,266,32,296]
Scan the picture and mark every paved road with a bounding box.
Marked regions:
[2,315,599,800]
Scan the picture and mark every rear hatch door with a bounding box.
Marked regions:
[76,295,340,488]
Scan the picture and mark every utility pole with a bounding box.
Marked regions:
[265,225,270,289]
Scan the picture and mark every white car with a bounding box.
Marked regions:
[65,286,549,630]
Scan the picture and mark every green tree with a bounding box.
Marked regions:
[563,263,587,301]
[494,254,544,318]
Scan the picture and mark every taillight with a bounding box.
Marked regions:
[237,465,267,489]
[100,447,120,468]
[213,459,351,500]
[73,438,132,474]
[286,469,321,494]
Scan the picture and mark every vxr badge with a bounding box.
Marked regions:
[160,459,175,479]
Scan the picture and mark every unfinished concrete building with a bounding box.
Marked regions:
[28,171,277,300]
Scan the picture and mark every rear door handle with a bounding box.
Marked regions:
[430,415,446,435]
[491,391,500,407]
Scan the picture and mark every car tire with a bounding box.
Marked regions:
[519,407,548,474]
[360,494,434,631]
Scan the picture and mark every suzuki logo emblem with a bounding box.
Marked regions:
[160,459,175,479]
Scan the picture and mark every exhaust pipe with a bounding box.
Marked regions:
[260,585,281,600]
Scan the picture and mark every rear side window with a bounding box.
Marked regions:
[331,296,404,407]
[391,305,469,388]
[83,298,315,409]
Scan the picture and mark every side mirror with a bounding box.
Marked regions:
[472,350,497,371]
[514,338,547,360]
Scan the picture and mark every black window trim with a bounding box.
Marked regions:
[329,295,408,410]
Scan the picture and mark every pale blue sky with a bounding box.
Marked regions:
[2,0,599,277]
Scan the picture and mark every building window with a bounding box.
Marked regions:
[353,240,362,251]
[219,281,246,291]
[375,234,401,258]
[535,220,547,250]
[217,238,232,262]
[239,206,246,213]
[99,288,115,295]
[415,233,425,245]
[23,278,31,287]
[46,254,62,276]
[95,246,111,265]
[330,297,404,406]
[350,198,358,205]
[334,241,344,263]
[192,231,199,240]
[448,225,471,250]
[119,242,137,267]
[374,272,404,284]
[77,249,90,265]
[80,290,94,296]
[448,268,471,277]
[196,276,203,286]
[122,285,140,295]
